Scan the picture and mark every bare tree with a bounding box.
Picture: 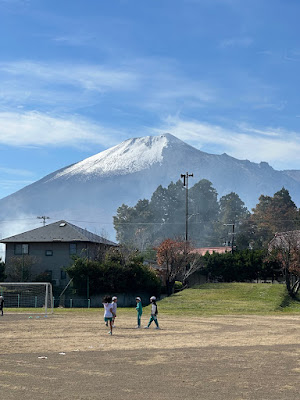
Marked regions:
[156,239,195,295]
[268,230,300,297]
[181,254,205,285]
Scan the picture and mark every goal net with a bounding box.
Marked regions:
[0,282,53,315]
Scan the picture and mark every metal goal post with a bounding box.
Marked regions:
[0,282,54,315]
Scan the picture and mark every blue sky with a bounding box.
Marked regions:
[1,0,300,200]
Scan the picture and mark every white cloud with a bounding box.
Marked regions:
[0,59,215,113]
[0,61,138,92]
[156,116,300,170]
[0,111,123,148]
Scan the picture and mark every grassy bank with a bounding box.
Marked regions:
[157,283,300,316]
[7,283,300,317]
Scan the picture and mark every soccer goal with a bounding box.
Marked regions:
[0,282,53,315]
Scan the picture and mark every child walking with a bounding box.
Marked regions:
[111,296,117,328]
[0,295,4,316]
[102,295,114,335]
[144,296,160,329]
[135,297,143,328]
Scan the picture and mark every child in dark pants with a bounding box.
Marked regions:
[0,296,4,316]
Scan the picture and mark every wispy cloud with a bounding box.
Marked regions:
[0,166,34,176]
[0,61,138,92]
[283,48,300,62]
[0,59,215,113]
[156,116,300,170]
[52,33,96,47]
[220,37,253,48]
[0,111,123,148]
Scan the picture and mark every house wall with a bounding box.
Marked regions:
[5,242,107,285]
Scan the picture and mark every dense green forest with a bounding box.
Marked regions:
[113,179,300,251]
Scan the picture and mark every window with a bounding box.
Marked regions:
[61,270,66,280]
[69,243,77,255]
[45,250,53,256]
[14,244,29,255]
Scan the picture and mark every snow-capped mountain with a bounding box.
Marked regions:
[51,134,174,179]
[0,133,300,241]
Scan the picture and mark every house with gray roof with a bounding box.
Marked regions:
[1,220,118,286]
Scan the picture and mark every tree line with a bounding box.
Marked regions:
[113,179,300,251]
[156,238,282,291]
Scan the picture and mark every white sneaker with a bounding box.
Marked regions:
[144,326,149,329]
[135,325,141,329]
[155,327,161,330]
[108,331,112,335]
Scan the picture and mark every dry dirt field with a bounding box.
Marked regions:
[1,311,300,400]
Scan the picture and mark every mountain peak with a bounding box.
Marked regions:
[51,133,185,181]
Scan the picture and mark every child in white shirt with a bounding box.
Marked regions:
[102,296,114,335]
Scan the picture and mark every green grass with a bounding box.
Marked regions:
[7,283,300,317]
[157,283,300,316]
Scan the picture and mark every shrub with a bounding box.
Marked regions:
[174,281,183,291]
[66,255,161,296]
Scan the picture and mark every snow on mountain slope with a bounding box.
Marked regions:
[51,134,177,180]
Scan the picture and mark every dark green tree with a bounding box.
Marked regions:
[0,258,6,281]
[114,180,187,248]
[200,249,272,282]
[150,180,185,241]
[113,200,154,249]
[218,192,250,248]
[188,179,220,246]
[248,187,300,249]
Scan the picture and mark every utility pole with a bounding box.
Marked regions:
[37,216,50,227]
[181,172,193,242]
[224,223,235,253]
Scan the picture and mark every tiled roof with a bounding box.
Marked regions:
[191,246,232,255]
[0,220,117,246]
[269,230,300,249]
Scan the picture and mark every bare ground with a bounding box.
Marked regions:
[1,311,300,399]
